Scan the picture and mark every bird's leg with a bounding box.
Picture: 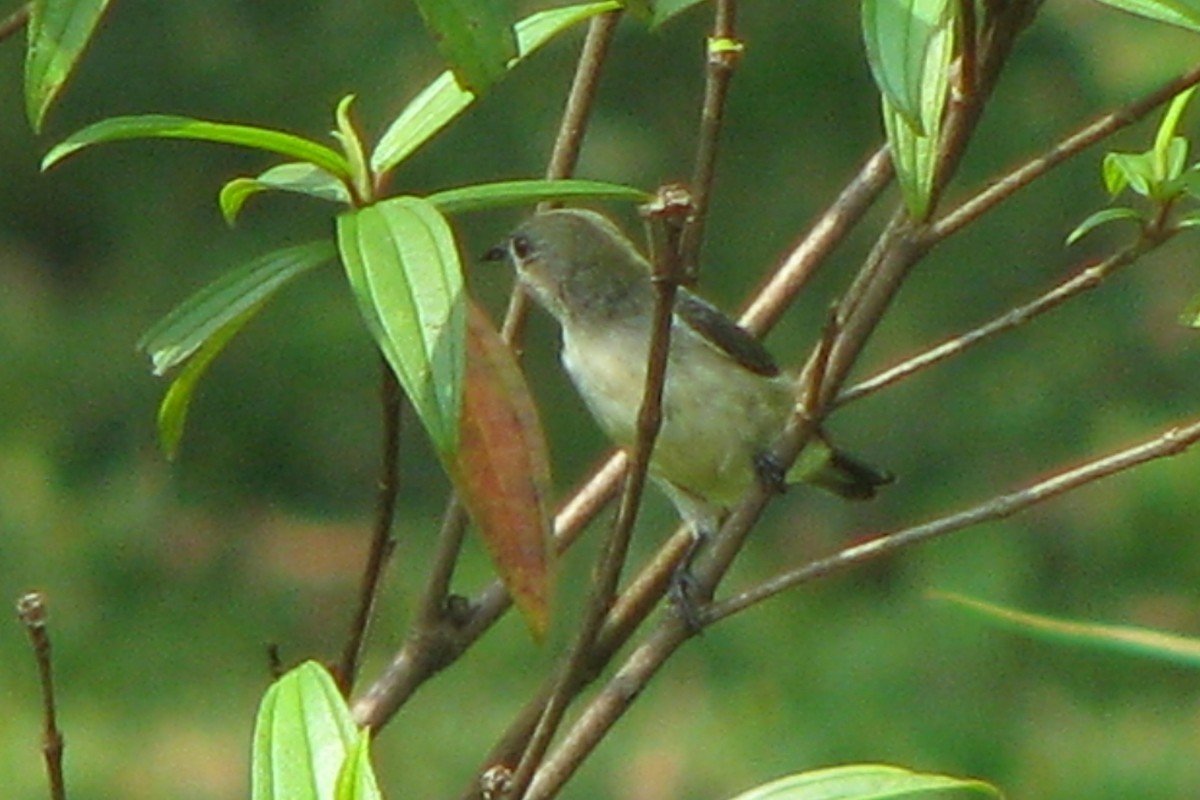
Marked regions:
[668,523,712,632]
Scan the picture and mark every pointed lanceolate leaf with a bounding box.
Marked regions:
[1090,0,1200,33]
[453,302,554,637]
[42,115,352,180]
[371,1,621,176]
[139,241,336,375]
[932,591,1200,669]
[220,163,352,225]
[333,732,383,800]
[338,198,466,456]
[426,178,650,215]
[1064,206,1143,245]
[879,0,953,220]
[862,0,953,134]
[726,764,1000,800]
[252,662,360,800]
[413,0,517,94]
[155,303,258,460]
[25,0,114,132]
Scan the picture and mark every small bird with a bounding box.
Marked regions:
[487,209,891,579]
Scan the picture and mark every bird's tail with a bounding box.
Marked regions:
[787,432,894,501]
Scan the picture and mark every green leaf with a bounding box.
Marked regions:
[932,590,1200,669]
[371,1,621,176]
[1175,209,1200,229]
[1178,278,1200,326]
[25,0,114,132]
[220,163,351,225]
[877,0,954,219]
[252,662,360,800]
[426,178,650,214]
[1153,85,1196,169]
[1184,164,1200,199]
[862,0,954,134]
[338,197,466,455]
[649,0,708,27]
[413,0,517,93]
[1064,206,1143,245]
[139,241,335,375]
[333,95,372,204]
[333,732,383,800]
[42,115,352,180]
[1103,150,1156,197]
[726,764,1000,800]
[155,303,258,460]
[1089,0,1200,33]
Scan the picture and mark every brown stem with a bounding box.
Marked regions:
[0,3,30,44]
[707,416,1200,622]
[679,0,740,276]
[17,592,67,800]
[352,8,622,736]
[510,192,689,799]
[336,359,403,696]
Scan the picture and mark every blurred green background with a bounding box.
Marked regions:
[2,2,1200,799]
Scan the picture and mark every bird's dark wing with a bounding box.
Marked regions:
[675,290,779,377]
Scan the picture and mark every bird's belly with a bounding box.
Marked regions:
[561,326,790,507]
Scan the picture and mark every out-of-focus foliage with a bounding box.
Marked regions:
[2,3,1200,800]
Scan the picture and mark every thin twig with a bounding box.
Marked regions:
[835,238,1156,406]
[352,9,622,736]
[930,62,1200,243]
[337,359,403,695]
[524,8,1049,795]
[0,3,30,44]
[510,191,690,800]
[739,145,893,334]
[679,0,740,277]
[17,592,67,800]
[706,416,1200,622]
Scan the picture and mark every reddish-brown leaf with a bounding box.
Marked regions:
[451,300,554,636]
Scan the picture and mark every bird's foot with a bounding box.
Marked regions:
[668,530,711,633]
[753,451,788,495]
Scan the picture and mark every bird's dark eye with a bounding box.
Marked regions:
[510,234,534,260]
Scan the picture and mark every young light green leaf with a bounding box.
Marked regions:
[452,301,554,637]
[1103,150,1155,197]
[726,764,1000,800]
[139,241,336,375]
[220,163,352,225]
[338,197,466,456]
[862,0,954,134]
[1089,0,1200,34]
[42,115,351,180]
[252,662,360,800]
[1064,206,1143,245]
[932,590,1200,669]
[426,178,650,215]
[1185,164,1200,199]
[412,0,517,94]
[878,0,953,219]
[334,95,373,204]
[25,0,114,132]
[333,732,383,800]
[371,1,621,176]
[1153,85,1196,166]
[156,303,259,459]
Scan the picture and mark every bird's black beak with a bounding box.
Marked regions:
[481,242,508,262]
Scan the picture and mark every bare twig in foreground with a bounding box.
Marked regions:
[17,592,67,800]
[707,416,1200,623]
